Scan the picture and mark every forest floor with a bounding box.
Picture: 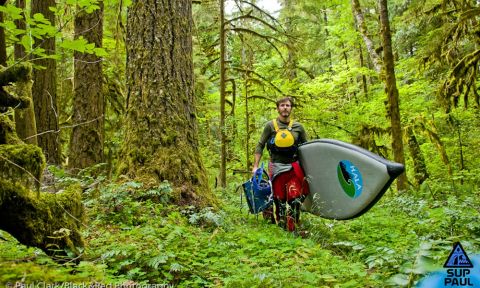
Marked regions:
[0,172,479,287]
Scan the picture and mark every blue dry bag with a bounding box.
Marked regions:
[242,163,273,214]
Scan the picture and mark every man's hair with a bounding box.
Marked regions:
[276,96,294,108]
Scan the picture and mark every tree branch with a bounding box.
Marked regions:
[232,67,284,94]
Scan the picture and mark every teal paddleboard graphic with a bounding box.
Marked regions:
[337,160,363,199]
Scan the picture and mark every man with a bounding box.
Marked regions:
[252,97,308,231]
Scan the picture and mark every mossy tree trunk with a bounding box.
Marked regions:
[69,2,104,171]
[379,0,407,191]
[0,0,7,66]
[219,0,227,188]
[351,0,382,73]
[14,0,37,145]
[0,67,84,261]
[0,179,85,260]
[31,0,61,164]
[285,0,299,80]
[406,127,429,186]
[122,0,213,206]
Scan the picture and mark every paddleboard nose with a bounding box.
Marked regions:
[386,162,405,178]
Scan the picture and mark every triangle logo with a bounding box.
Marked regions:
[443,242,473,268]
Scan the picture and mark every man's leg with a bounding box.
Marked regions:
[285,172,305,231]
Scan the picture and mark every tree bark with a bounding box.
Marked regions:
[0,0,7,66]
[219,0,227,188]
[31,0,61,164]
[323,7,333,72]
[358,42,369,99]
[14,0,37,145]
[406,127,428,186]
[351,0,382,73]
[0,91,84,261]
[285,0,298,79]
[378,0,407,190]
[0,179,85,260]
[122,0,213,206]
[69,2,104,170]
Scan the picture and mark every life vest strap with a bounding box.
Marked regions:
[272,118,294,132]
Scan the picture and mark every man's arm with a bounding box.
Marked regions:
[252,121,272,174]
[299,124,308,144]
[252,152,262,174]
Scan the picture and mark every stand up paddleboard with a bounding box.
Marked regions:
[298,139,404,220]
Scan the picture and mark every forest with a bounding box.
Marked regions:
[0,0,479,287]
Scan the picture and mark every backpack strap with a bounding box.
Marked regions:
[272,118,294,132]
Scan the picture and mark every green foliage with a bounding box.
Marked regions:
[0,1,107,66]
[59,37,108,56]
[301,184,480,287]
[1,168,479,286]
[87,180,172,226]
[2,0,480,286]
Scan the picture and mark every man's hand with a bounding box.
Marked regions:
[252,153,261,175]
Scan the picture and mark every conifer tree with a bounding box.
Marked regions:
[121,0,212,206]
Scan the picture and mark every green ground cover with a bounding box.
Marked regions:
[0,175,479,287]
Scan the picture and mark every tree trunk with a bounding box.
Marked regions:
[0,0,7,66]
[285,0,298,79]
[245,77,251,170]
[14,0,38,146]
[0,77,84,261]
[122,0,213,206]
[323,8,333,72]
[69,2,104,171]
[219,0,227,188]
[351,0,382,73]
[378,0,407,191]
[31,0,61,164]
[0,179,85,261]
[358,42,369,99]
[406,126,428,186]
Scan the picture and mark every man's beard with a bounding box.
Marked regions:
[280,110,290,117]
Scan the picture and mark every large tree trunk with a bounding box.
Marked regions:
[69,2,104,171]
[378,0,407,190]
[31,0,61,164]
[122,0,213,206]
[14,0,37,146]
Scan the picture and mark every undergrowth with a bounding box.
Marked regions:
[0,168,479,287]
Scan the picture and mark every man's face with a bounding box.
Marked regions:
[277,101,292,118]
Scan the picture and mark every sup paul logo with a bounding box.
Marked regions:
[337,160,363,199]
[417,242,480,287]
[443,242,475,286]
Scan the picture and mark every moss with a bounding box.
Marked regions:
[0,144,45,190]
[0,179,85,260]
[0,113,23,145]
[0,60,78,262]
[120,140,218,209]
[0,62,32,86]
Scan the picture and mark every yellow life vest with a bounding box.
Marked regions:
[272,118,295,148]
